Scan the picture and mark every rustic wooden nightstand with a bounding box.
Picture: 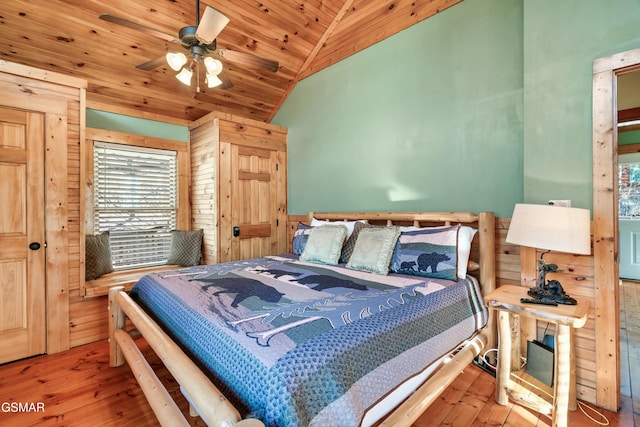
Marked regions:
[483,285,590,427]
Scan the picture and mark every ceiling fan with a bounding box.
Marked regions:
[99,0,279,92]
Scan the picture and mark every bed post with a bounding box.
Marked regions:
[108,286,126,367]
[478,212,497,352]
[112,287,265,427]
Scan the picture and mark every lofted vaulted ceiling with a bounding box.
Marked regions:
[0,0,462,124]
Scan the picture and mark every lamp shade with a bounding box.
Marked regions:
[506,204,591,255]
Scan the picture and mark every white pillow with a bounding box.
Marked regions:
[311,218,365,238]
[457,226,478,278]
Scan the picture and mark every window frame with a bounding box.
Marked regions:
[82,128,190,294]
[93,141,178,270]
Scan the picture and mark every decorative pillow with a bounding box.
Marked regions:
[166,229,203,266]
[397,224,476,278]
[310,218,364,238]
[300,224,347,265]
[292,222,313,255]
[340,222,384,263]
[85,231,114,280]
[346,226,401,275]
[390,224,460,280]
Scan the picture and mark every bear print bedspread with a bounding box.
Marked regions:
[130,254,487,427]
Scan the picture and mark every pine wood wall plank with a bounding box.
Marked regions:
[592,57,622,411]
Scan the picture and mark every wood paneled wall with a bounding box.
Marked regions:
[190,121,219,265]
[288,215,599,406]
[67,96,87,348]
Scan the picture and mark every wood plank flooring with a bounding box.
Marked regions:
[620,279,640,427]
[0,282,638,426]
[0,338,201,427]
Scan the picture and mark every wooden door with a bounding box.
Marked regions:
[231,144,277,261]
[0,107,46,364]
[619,219,640,279]
[219,143,286,261]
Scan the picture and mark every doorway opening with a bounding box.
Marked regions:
[618,154,640,280]
[616,72,640,422]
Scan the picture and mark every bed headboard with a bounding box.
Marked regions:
[306,211,496,297]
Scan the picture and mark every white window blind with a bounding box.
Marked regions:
[93,141,177,270]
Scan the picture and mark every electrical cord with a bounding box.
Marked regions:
[479,348,497,371]
[576,401,610,425]
[479,348,526,371]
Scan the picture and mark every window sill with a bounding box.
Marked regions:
[84,265,181,298]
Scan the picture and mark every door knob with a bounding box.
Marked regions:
[233,226,240,237]
[29,242,41,250]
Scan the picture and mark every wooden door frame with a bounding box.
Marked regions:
[592,48,640,410]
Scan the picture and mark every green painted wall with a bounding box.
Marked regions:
[523,0,640,210]
[86,109,189,142]
[275,0,640,217]
[273,0,524,217]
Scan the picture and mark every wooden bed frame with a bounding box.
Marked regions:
[108,211,496,427]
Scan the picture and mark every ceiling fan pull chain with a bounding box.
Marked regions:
[195,60,200,93]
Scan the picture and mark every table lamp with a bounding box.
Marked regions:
[506,203,591,305]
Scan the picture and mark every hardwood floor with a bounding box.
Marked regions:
[413,362,630,426]
[620,279,640,427]
[0,282,638,426]
[0,338,203,427]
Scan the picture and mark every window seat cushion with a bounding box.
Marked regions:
[85,265,181,297]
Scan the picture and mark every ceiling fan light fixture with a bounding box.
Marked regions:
[206,73,223,88]
[176,67,193,86]
[101,2,278,94]
[166,52,187,71]
[204,57,223,76]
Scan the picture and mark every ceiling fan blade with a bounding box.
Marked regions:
[99,13,177,42]
[136,55,167,71]
[195,6,230,45]
[217,71,234,90]
[217,49,279,73]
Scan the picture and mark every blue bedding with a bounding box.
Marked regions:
[130,254,487,426]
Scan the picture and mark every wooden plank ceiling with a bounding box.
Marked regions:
[0,0,462,124]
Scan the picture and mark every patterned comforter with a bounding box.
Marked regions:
[130,254,487,426]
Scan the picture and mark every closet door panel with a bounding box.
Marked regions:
[0,107,46,364]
